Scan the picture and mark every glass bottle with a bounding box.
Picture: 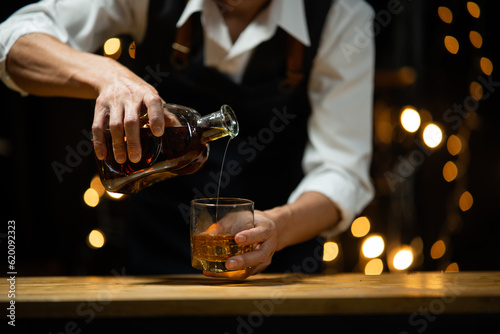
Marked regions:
[95,104,238,194]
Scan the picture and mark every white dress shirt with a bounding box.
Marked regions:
[0,0,375,236]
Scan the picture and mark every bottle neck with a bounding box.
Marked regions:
[198,105,239,142]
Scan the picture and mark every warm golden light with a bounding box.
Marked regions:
[104,38,121,56]
[362,235,385,258]
[430,240,446,259]
[107,191,124,199]
[437,7,453,24]
[444,36,459,54]
[83,188,99,207]
[480,57,493,76]
[364,258,384,275]
[87,229,106,249]
[469,31,482,49]
[393,248,413,270]
[459,191,473,212]
[423,123,443,148]
[447,135,462,156]
[90,175,106,197]
[445,262,459,273]
[129,41,136,59]
[467,2,480,18]
[469,81,484,101]
[400,107,421,133]
[323,241,339,262]
[351,216,370,238]
[443,161,458,182]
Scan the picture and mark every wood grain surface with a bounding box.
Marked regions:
[2,272,499,318]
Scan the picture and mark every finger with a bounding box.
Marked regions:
[226,242,273,271]
[143,93,164,136]
[124,102,141,163]
[92,102,109,160]
[234,223,273,246]
[108,103,127,164]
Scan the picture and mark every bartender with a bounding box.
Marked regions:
[0,0,375,278]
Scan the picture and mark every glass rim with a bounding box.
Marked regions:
[191,197,254,207]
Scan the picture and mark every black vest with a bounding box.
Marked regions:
[125,0,333,274]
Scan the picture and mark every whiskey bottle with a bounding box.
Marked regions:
[95,104,238,193]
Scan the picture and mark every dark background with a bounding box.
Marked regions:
[1,0,499,276]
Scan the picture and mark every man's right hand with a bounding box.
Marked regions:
[7,33,170,164]
[92,73,165,164]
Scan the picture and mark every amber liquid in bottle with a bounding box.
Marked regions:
[95,104,238,194]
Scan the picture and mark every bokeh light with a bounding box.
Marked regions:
[430,240,446,259]
[467,2,480,18]
[444,36,459,54]
[423,123,443,148]
[364,258,384,275]
[393,248,413,270]
[459,191,473,211]
[351,216,370,238]
[87,229,106,249]
[437,7,453,24]
[103,37,121,59]
[443,161,458,182]
[469,31,482,49]
[83,188,99,207]
[362,235,385,258]
[447,135,462,156]
[480,57,493,76]
[323,241,339,262]
[400,107,421,133]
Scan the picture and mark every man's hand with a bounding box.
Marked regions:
[203,210,278,279]
[92,75,166,164]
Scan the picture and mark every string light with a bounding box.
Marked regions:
[129,41,136,59]
[437,7,453,24]
[323,241,339,262]
[400,107,421,133]
[423,123,443,148]
[447,135,462,156]
[480,57,493,76]
[362,235,385,258]
[83,188,99,207]
[364,259,384,275]
[445,262,459,272]
[444,36,459,54]
[87,229,106,249]
[459,191,473,212]
[103,38,121,60]
[430,240,446,259]
[443,161,458,182]
[351,216,370,238]
[469,31,482,49]
[393,248,413,270]
[466,2,480,18]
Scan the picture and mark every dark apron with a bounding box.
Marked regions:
[125,0,333,274]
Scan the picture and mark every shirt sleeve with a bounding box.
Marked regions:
[288,0,375,238]
[0,0,149,95]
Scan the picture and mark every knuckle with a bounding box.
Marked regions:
[145,93,162,106]
[124,116,138,129]
[109,121,123,133]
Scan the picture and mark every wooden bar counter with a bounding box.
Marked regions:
[2,271,500,333]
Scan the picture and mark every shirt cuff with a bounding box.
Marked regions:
[288,165,374,239]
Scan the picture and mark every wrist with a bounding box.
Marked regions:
[263,205,293,251]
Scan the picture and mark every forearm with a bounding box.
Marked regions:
[6,33,131,99]
[265,191,340,251]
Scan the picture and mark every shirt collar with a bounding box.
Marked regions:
[176,0,311,47]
